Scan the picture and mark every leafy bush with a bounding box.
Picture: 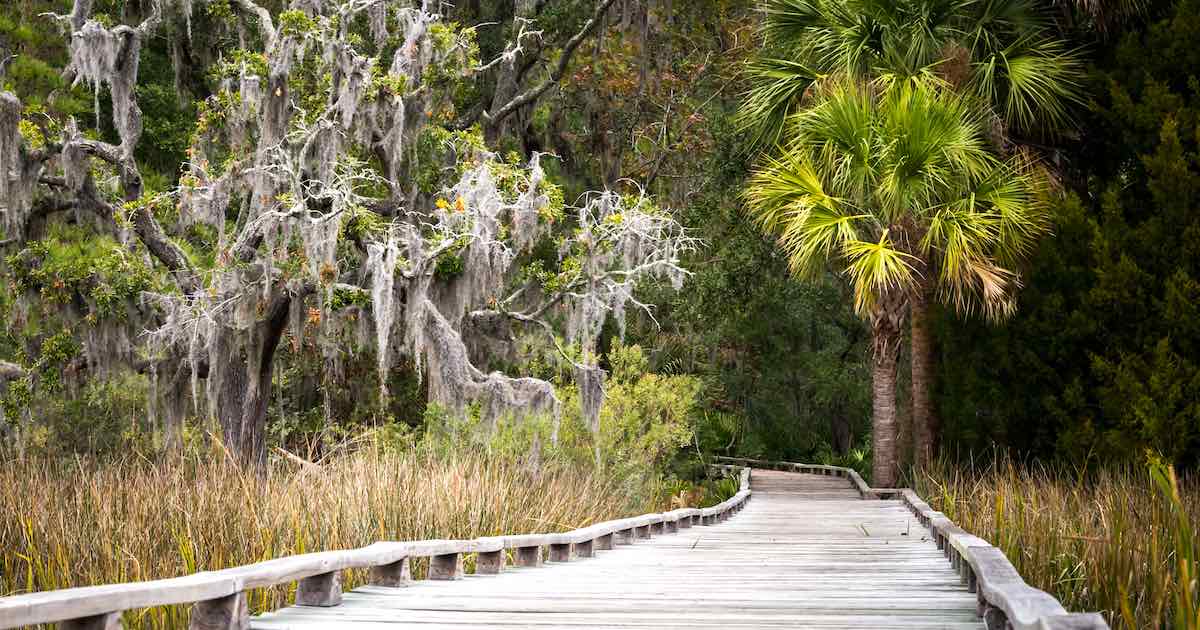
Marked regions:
[555,343,699,479]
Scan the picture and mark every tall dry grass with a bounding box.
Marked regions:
[916,457,1200,630]
[0,445,659,628]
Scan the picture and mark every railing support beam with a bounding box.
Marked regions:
[476,550,505,574]
[370,557,411,587]
[296,571,342,607]
[549,543,572,562]
[189,593,248,630]
[429,553,464,580]
[516,546,542,567]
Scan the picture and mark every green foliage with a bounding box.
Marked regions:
[697,474,741,507]
[936,0,1200,467]
[556,343,700,477]
[744,78,1050,319]
[207,49,270,83]
[632,100,872,464]
[742,0,1084,148]
[278,10,319,38]
[432,236,470,278]
[17,374,152,457]
[0,3,89,116]
[7,224,158,321]
[205,0,235,21]
[412,126,488,194]
[327,285,371,311]
[340,207,388,243]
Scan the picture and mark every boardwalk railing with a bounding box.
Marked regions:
[714,456,1109,630]
[0,467,751,630]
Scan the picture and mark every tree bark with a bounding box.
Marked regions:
[213,292,292,468]
[870,295,905,487]
[910,274,938,469]
[871,329,901,487]
[830,411,852,455]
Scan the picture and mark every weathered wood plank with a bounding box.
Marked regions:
[251,470,986,629]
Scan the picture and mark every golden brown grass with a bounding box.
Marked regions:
[0,445,660,628]
[916,458,1200,630]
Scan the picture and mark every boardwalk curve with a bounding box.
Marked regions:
[0,462,1109,630]
[255,469,983,629]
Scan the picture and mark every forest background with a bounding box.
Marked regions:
[0,0,1199,627]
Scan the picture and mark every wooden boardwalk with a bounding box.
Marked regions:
[252,470,984,629]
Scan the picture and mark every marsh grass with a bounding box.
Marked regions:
[916,457,1200,630]
[0,444,660,629]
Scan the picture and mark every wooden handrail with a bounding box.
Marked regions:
[0,467,752,629]
[713,456,1109,630]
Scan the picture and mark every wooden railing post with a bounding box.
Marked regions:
[429,553,464,580]
[575,539,595,558]
[549,543,572,562]
[189,593,248,630]
[296,571,342,607]
[515,546,542,567]
[635,524,651,539]
[616,528,634,544]
[595,533,614,550]
[370,557,411,587]
[476,550,505,574]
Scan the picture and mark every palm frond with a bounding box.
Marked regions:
[841,231,920,314]
[745,147,870,277]
[971,36,1085,135]
[738,57,825,150]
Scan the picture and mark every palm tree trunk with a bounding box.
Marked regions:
[911,275,938,469]
[870,316,903,487]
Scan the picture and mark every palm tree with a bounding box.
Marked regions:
[740,0,1082,467]
[744,78,1049,486]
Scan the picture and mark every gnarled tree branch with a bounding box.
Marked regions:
[484,0,617,129]
[0,360,25,382]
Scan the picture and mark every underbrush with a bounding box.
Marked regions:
[916,457,1200,630]
[0,445,660,628]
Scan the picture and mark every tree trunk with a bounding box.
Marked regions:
[830,409,852,455]
[213,293,292,468]
[870,299,905,487]
[871,333,901,487]
[911,275,938,469]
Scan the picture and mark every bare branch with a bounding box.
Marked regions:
[485,0,617,129]
[229,0,277,46]
[476,18,543,73]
